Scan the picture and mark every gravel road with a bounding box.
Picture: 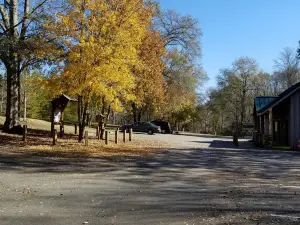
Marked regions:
[1,133,300,224]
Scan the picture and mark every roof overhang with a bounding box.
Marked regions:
[52,94,78,103]
[257,85,300,116]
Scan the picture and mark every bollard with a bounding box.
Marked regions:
[233,131,239,146]
[96,126,100,140]
[22,125,27,142]
[129,128,132,142]
[101,128,105,140]
[85,130,88,146]
[53,129,57,145]
[75,124,77,135]
[60,123,64,137]
[115,130,119,144]
[123,130,126,143]
[105,130,108,145]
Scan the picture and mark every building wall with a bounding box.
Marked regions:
[289,90,300,149]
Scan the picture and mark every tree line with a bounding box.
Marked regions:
[187,47,300,136]
[0,0,206,141]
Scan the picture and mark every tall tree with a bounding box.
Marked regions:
[48,0,152,141]
[154,9,202,61]
[163,50,207,121]
[151,5,205,125]
[0,0,62,132]
[131,29,166,122]
[218,57,258,131]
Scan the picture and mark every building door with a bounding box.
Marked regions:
[279,120,289,146]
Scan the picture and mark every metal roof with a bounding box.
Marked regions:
[257,82,300,115]
[254,96,277,113]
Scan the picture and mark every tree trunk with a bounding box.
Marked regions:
[240,89,246,135]
[132,102,137,123]
[77,95,88,142]
[0,75,4,115]
[17,69,21,119]
[4,62,21,133]
[78,125,85,142]
[3,0,21,133]
[137,110,142,122]
[23,83,26,121]
[99,116,104,140]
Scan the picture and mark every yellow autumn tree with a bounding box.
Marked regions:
[47,0,152,141]
[131,29,166,122]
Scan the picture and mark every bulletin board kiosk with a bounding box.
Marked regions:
[51,94,77,137]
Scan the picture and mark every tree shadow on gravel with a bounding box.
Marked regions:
[2,137,300,224]
[1,138,300,180]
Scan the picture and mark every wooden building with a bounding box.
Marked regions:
[253,82,300,149]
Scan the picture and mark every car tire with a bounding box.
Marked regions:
[161,129,166,134]
[148,129,154,135]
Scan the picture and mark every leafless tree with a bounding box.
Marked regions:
[154,9,202,61]
[274,47,300,90]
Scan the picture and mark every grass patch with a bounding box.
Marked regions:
[0,116,97,135]
[272,145,292,150]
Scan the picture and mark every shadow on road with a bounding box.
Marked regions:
[1,146,300,224]
[174,132,233,139]
[1,144,300,179]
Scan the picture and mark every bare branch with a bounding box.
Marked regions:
[0,5,9,30]
[20,0,30,39]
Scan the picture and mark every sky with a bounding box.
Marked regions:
[158,0,300,89]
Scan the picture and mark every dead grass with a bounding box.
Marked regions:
[0,116,97,134]
[0,129,169,158]
[0,116,169,158]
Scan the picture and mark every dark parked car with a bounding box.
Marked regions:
[120,122,160,135]
[151,120,172,134]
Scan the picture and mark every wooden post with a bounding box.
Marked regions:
[60,122,64,137]
[51,102,55,137]
[22,125,27,142]
[75,124,77,134]
[105,130,108,145]
[233,131,239,146]
[85,130,88,146]
[129,128,132,142]
[115,130,118,144]
[96,126,100,140]
[53,129,57,145]
[123,130,126,143]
